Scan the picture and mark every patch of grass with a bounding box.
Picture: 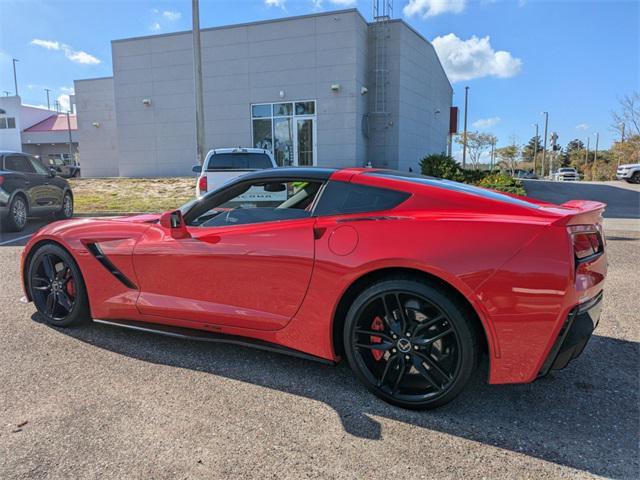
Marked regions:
[69,177,195,214]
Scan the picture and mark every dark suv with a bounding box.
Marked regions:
[0,151,74,232]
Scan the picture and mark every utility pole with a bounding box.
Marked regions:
[66,109,74,162]
[585,137,590,164]
[532,123,539,174]
[12,59,19,96]
[192,0,206,166]
[593,132,599,164]
[461,86,469,168]
[490,139,496,172]
[2,91,9,96]
[541,112,549,178]
[620,123,625,143]
[45,88,51,110]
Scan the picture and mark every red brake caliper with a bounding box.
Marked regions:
[65,273,75,298]
[370,316,385,361]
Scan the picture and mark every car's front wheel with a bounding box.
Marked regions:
[631,172,640,184]
[27,243,89,327]
[343,277,480,409]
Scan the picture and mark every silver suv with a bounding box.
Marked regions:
[616,163,640,184]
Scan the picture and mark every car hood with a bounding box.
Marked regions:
[619,163,640,168]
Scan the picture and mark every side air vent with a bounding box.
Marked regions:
[86,242,138,289]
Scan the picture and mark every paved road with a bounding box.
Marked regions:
[523,180,640,219]
[0,230,638,479]
[0,219,51,247]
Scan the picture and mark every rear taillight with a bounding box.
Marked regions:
[0,175,4,187]
[568,225,603,260]
[198,176,207,192]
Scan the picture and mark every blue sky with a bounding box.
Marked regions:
[0,0,637,150]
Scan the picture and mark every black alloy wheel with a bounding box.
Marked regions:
[344,277,480,409]
[28,244,89,327]
[3,195,28,232]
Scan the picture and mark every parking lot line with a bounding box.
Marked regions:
[0,233,34,246]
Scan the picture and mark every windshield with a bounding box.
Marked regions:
[206,152,272,170]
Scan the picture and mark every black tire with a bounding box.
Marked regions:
[2,194,28,232]
[631,172,640,184]
[27,243,90,327]
[343,276,480,410]
[55,191,74,220]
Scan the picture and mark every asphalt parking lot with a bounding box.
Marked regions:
[0,227,638,478]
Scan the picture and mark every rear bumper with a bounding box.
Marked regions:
[538,291,603,377]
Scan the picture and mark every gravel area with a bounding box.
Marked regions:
[0,231,638,479]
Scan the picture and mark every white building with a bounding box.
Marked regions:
[0,95,78,162]
[75,9,453,177]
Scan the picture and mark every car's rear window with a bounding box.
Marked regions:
[366,170,540,209]
[206,153,272,170]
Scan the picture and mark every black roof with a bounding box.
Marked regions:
[236,167,337,182]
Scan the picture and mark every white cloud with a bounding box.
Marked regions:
[576,123,590,131]
[30,38,101,65]
[162,10,181,21]
[265,0,286,8]
[30,39,61,50]
[60,86,74,95]
[64,48,100,65]
[151,22,161,31]
[432,33,522,82]
[57,94,71,112]
[472,116,501,129]
[327,0,357,5]
[404,0,466,18]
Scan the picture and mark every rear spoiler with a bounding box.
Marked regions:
[552,200,606,226]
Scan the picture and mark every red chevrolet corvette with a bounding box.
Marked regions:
[21,168,606,409]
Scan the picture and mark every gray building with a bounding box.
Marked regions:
[75,9,452,177]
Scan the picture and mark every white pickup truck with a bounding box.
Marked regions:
[616,163,640,183]
[193,148,276,198]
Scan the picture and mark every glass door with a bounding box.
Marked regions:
[295,117,315,166]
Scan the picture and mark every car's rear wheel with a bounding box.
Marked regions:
[343,277,480,409]
[55,192,74,220]
[2,195,28,232]
[27,244,89,327]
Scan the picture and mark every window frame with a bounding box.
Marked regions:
[183,176,326,228]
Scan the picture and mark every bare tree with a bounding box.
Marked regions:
[611,92,640,138]
[455,132,497,169]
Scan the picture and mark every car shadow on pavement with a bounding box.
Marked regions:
[32,313,639,479]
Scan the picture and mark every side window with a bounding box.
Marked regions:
[314,181,410,216]
[28,156,49,175]
[187,180,323,228]
[5,155,36,173]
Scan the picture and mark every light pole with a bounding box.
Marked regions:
[45,88,51,110]
[192,0,206,166]
[462,86,469,168]
[541,112,549,178]
[532,123,539,174]
[593,132,599,164]
[585,137,590,164]
[12,58,19,96]
[66,109,74,162]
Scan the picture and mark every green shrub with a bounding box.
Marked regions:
[476,173,526,196]
[418,154,526,195]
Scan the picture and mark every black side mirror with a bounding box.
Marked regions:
[192,165,202,173]
[48,167,56,178]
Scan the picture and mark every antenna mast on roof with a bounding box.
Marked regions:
[371,0,392,167]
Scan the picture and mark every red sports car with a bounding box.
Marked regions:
[21,168,607,409]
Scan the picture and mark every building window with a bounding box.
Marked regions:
[0,117,16,129]
[251,101,317,167]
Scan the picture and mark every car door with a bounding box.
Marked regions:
[132,179,322,331]
[4,154,51,212]
[27,155,63,208]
